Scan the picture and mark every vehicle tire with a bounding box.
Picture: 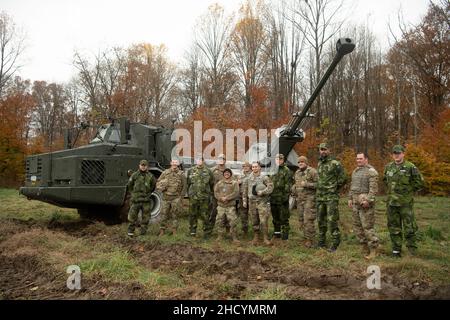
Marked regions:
[114,190,162,224]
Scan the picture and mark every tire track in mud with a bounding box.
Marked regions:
[2,218,450,300]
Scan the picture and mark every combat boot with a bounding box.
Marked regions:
[263,233,273,246]
[392,250,402,258]
[158,228,165,237]
[127,225,135,237]
[216,233,225,242]
[231,233,241,245]
[361,243,370,256]
[140,226,148,236]
[365,247,378,260]
[407,247,417,257]
[169,226,177,236]
[304,240,313,249]
[251,232,260,245]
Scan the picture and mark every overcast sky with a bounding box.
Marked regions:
[2,0,430,83]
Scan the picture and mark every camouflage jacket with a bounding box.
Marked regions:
[127,170,156,203]
[156,168,187,199]
[214,179,240,207]
[293,166,318,198]
[212,165,227,186]
[317,156,346,201]
[238,170,251,196]
[187,165,214,200]
[270,164,294,203]
[383,160,424,207]
[243,173,273,203]
[349,165,378,203]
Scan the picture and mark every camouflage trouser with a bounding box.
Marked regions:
[238,198,249,233]
[317,200,341,248]
[216,206,238,237]
[270,201,290,237]
[189,198,210,235]
[128,201,151,229]
[352,196,379,249]
[387,204,418,252]
[160,196,181,230]
[206,198,228,235]
[249,200,271,238]
[297,195,316,241]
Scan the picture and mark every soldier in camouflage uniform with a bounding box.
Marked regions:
[156,159,187,236]
[348,152,379,259]
[214,168,240,243]
[270,154,294,241]
[243,161,274,246]
[209,154,228,234]
[187,156,214,238]
[316,143,346,252]
[127,160,156,237]
[292,156,318,248]
[237,161,252,236]
[383,145,424,258]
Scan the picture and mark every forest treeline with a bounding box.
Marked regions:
[0,0,448,194]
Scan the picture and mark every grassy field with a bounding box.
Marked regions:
[0,188,449,299]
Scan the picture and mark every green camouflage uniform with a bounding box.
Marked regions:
[214,178,240,238]
[293,166,318,241]
[209,165,228,231]
[317,156,346,248]
[237,170,251,234]
[383,160,424,253]
[243,173,274,241]
[349,164,379,249]
[187,165,214,236]
[270,164,294,239]
[156,167,187,231]
[127,170,156,232]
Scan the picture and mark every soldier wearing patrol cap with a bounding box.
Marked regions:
[383,145,424,258]
[292,155,318,248]
[156,158,187,236]
[270,153,294,242]
[127,160,156,237]
[348,152,379,259]
[316,143,346,252]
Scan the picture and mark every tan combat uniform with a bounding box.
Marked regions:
[214,178,240,240]
[349,164,379,250]
[156,167,187,232]
[243,173,274,244]
[209,165,227,229]
[292,166,318,241]
[238,170,251,235]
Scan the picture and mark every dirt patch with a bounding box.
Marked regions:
[1,218,449,300]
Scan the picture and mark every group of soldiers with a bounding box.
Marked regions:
[126,143,424,259]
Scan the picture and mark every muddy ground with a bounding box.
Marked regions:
[1,217,449,300]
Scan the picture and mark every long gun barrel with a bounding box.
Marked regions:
[282,38,355,137]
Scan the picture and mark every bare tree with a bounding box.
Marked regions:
[194,3,235,109]
[0,12,25,98]
[288,0,346,126]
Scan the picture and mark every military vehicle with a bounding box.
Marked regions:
[20,38,354,223]
[20,117,174,223]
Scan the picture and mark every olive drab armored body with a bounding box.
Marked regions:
[19,117,175,222]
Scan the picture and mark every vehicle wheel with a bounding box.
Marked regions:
[149,190,162,224]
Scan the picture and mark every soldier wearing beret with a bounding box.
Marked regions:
[383,145,424,257]
[348,152,379,259]
[127,159,156,237]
